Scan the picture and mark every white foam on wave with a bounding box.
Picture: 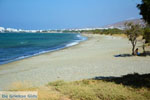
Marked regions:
[76,34,87,41]
[66,42,79,47]
[17,56,28,59]
[0,34,87,65]
[76,34,81,38]
[66,34,87,47]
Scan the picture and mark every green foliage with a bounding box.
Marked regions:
[91,28,123,35]
[137,0,150,25]
[81,28,123,35]
[143,27,150,43]
[124,22,142,55]
[125,23,142,40]
[62,28,124,35]
[137,0,150,45]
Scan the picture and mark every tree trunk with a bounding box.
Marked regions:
[132,44,135,55]
[142,39,146,54]
[131,39,137,55]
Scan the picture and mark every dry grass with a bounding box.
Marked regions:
[10,81,70,100]
[10,78,150,100]
[48,80,150,100]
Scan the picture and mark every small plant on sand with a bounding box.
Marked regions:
[124,22,142,55]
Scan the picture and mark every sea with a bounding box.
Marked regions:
[0,33,87,65]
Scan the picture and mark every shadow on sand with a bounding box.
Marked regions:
[114,51,150,57]
[93,73,150,88]
[114,54,132,57]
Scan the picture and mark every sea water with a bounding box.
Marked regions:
[0,33,87,65]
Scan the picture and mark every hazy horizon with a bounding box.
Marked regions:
[0,0,142,30]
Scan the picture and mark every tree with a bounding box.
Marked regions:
[137,0,150,25]
[143,28,150,43]
[137,0,150,44]
[124,23,142,55]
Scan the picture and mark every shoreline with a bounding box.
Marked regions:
[0,33,88,68]
[0,34,150,90]
[0,33,87,65]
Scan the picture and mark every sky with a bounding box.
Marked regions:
[0,0,142,30]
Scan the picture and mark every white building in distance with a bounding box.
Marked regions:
[0,27,5,32]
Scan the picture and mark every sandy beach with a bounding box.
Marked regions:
[0,34,150,90]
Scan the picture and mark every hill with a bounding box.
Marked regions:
[103,19,145,29]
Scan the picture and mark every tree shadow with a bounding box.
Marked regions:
[114,54,132,57]
[114,51,150,57]
[93,73,150,88]
[139,51,150,56]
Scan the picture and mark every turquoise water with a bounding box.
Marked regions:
[0,33,86,65]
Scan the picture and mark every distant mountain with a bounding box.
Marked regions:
[103,19,145,29]
[0,19,146,33]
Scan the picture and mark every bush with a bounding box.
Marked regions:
[143,27,150,43]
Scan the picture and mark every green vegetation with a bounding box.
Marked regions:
[62,28,124,35]
[137,0,150,25]
[91,28,124,35]
[137,0,150,44]
[143,27,150,43]
[124,22,142,55]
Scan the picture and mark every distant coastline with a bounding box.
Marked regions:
[0,19,144,34]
